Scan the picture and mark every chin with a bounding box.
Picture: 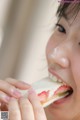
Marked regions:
[45,104,75,120]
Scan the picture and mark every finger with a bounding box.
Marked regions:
[19,97,35,120]
[5,78,31,90]
[0,91,10,103]
[28,88,47,120]
[0,80,22,98]
[8,98,21,120]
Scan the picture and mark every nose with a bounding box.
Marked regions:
[48,45,70,68]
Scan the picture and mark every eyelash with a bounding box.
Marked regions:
[56,24,80,46]
[56,23,66,33]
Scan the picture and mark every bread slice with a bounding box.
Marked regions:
[20,77,68,108]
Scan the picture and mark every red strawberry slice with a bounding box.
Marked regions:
[38,91,49,103]
[54,85,71,95]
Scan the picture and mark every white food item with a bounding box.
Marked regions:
[42,94,68,108]
[19,77,66,108]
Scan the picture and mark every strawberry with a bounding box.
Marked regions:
[38,91,49,103]
[54,85,71,95]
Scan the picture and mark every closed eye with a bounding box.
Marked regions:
[56,23,66,34]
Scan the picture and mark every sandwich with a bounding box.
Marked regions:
[20,77,73,108]
[32,77,72,108]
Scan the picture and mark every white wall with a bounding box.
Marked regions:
[0,0,12,46]
[0,1,59,84]
[14,1,59,84]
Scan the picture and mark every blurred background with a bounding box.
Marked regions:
[0,0,59,84]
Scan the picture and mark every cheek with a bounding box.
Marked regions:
[46,32,63,57]
[46,40,52,57]
[71,56,80,90]
[46,35,58,59]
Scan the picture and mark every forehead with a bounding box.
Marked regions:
[57,3,80,25]
[62,10,80,28]
[62,3,80,25]
[67,11,80,25]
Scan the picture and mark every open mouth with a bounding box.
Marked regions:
[37,74,73,107]
[54,85,73,98]
[49,73,73,102]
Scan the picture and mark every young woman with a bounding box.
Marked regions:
[0,1,80,120]
[45,2,80,120]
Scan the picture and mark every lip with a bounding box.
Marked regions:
[51,93,73,107]
[48,68,74,106]
[48,67,74,94]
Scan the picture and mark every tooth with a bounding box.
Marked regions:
[51,74,53,79]
[49,73,51,78]
[63,82,67,85]
[58,79,62,83]
[49,73,61,83]
[49,73,53,81]
[49,73,53,79]
[49,73,52,77]
[57,79,59,82]
[53,76,57,82]
[50,74,52,79]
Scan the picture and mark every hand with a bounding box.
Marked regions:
[8,88,47,120]
[0,78,31,104]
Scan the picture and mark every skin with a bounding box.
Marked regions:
[0,78,31,104]
[6,9,80,119]
[45,10,80,120]
[1,5,80,120]
[0,78,47,120]
[8,89,47,120]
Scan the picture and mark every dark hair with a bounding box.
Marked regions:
[56,2,80,23]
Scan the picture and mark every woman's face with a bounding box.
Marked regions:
[45,10,80,120]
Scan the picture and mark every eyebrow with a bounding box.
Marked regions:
[63,15,70,25]
[63,13,68,20]
[62,11,80,26]
[58,15,72,26]
[57,15,69,24]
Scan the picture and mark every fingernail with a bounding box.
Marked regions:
[9,97,17,103]
[10,97,16,101]
[21,81,31,87]
[13,90,22,98]
[5,96,11,102]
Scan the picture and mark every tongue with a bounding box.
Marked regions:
[54,85,71,96]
